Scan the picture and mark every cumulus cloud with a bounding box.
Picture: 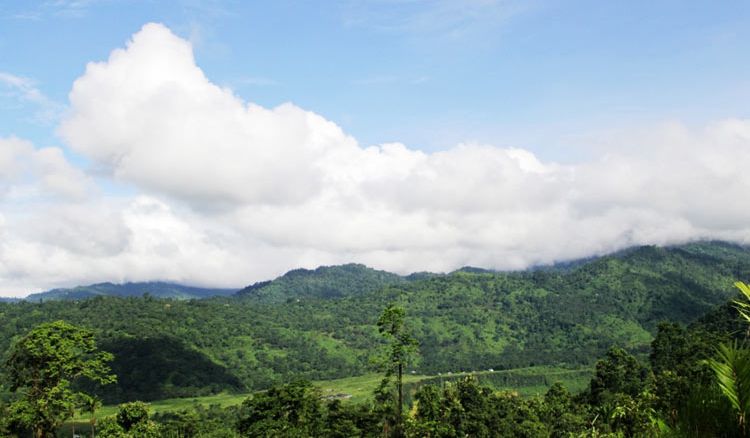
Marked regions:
[2,22,750,296]
[59,23,354,207]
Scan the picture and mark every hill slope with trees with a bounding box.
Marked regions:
[0,241,747,404]
[23,281,238,301]
[235,263,410,303]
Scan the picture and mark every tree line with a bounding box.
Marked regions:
[3,282,750,436]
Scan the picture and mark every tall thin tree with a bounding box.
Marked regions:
[376,304,418,438]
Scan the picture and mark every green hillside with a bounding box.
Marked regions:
[236,263,409,303]
[0,241,747,404]
[23,281,238,301]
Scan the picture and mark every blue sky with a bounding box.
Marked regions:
[3,0,749,157]
[1,1,750,295]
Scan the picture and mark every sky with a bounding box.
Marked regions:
[1,0,750,297]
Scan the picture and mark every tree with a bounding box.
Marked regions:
[649,322,718,426]
[324,400,365,438]
[375,304,418,437]
[541,383,586,437]
[236,380,324,437]
[116,401,150,431]
[96,401,160,438]
[588,347,649,406]
[4,320,116,438]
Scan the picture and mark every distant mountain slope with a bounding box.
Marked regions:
[25,281,237,301]
[0,241,748,403]
[236,263,409,303]
[0,297,20,303]
[398,242,750,372]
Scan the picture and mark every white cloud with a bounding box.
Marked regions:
[0,137,91,200]
[59,23,356,207]
[0,137,34,181]
[2,22,750,296]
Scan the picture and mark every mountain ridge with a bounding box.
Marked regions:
[1,240,748,402]
[23,281,238,302]
[9,240,750,302]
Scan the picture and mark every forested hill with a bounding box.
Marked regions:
[18,263,410,304]
[0,241,748,403]
[23,281,238,301]
[235,263,410,303]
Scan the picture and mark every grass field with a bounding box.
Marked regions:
[67,365,592,430]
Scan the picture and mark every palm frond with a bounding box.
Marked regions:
[735,282,750,323]
[707,341,750,416]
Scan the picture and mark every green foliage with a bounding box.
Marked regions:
[237,263,407,303]
[643,307,750,437]
[236,380,325,437]
[606,391,661,437]
[96,401,161,437]
[97,416,128,437]
[91,335,244,403]
[407,376,553,437]
[53,293,750,438]
[624,277,750,437]
[324,399,364,437]
[0,242,746,406]
[0,401,10,437]
[670,383,738,437]
[733,281,750,324]
[705,281,750,436]
[155,403,240,437]
[582,347,668,437]
[541,383,587,437]
[649,322,718,426]
[116,401,150,431]
[152,388,378,438]
[588,347,650,406]
[3,320,115,437]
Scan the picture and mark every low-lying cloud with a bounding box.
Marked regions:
[1,23,749,296]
